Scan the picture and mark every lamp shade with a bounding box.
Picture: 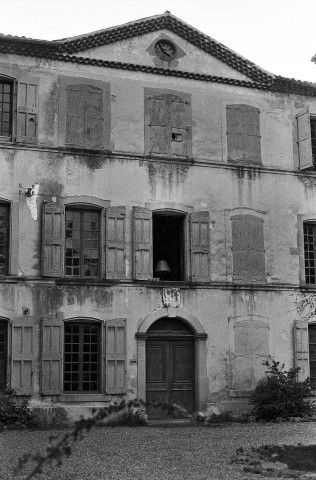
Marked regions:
[155,260,171,274]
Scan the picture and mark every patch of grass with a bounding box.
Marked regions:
[257,444,316,472]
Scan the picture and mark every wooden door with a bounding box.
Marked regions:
[146,338,195,418]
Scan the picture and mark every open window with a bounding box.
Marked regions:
[153,212,185,281]
[297,107,315,170]
[132,207,210,282]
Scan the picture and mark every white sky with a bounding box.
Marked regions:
[1,0,316,83]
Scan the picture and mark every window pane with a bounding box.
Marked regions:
[0,204,9,275]
[0,81,12,137]
[65,208,100,278]
[304,223,316,284]
[63,323,100,393]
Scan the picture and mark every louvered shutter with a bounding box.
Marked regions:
[149,96,168,154]
[105,319,126,394]
[226,104,261,164]
[231,214,265,283]
[42,202,65,277]
[190,211,210,282]
[11,318,35,394]
[41,316,63,395]
[84,85,103,148]
[65,84,85,147]
[132,207,153,280]
[16,76,39,143]
[105,206,126,279]
[294,320,309,381]
[297,108,313,170]
[170,96,188,157]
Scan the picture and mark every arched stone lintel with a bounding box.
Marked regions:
[137,307,207,336]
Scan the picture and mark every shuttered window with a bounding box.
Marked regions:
[296,108,314,170]
[132,207,210,282]
[231,214,265,283]
[293,320,309,381]
[304,223,316,284]
[0,320,7,389]
[145,91,192,157]
[0,203,9,275]
[0,80,13,139]
[309,324,316,385]
[58,77,110,150]
[226,104,261,164]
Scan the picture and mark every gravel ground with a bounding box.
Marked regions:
[1,422,316,480]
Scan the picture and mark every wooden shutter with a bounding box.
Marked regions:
[105,206,126,279]
[190,211,210,282]
[16,76,39,143]
[231,214,265,283]
[294,320,309,381]
[132,207,153,280]
[42,202,65,277]
[65,84,85,147]
[170,96,188,157]
[226,104,261,164]
[84,85,103,148]
[11,318,35,394]
[148,96,168,154]
[105,319,126,394]
[297,108,313,170]
[41,316,63,395]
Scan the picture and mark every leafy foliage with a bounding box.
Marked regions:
[250,358,315,421]
[0,391,36,429]
[100,407,148,427]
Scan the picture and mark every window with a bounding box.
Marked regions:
[309,324,316,385]
[0,73,38,144]
[231,214,265,283]
[58,77,110,150]
[132,207,210,282]
[304,223,316,284]
[153,213,185,281]
[144,89,192,157]
[226,104,261,165]
[65,208,100,278]
[297,108,316,170]
[0,203,9,275]
[42,200,125,279]
[41,317,127,396]
[0,80,13,139]
[64,322,101,393]
[0,320,7,390]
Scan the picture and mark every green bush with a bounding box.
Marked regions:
[32,406,69,429]
[0,393,36,428]
[251,358,315,421]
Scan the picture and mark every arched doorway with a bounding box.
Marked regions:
[146,318,195,418]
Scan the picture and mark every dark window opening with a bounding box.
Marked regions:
[304,223,316,284]
[0,80,13,139]
[309,324,316,386]
[153,213,184,281]
[311,118,316,169]
[65,208,100,278]
[0,320,7,389]
[0,203,9,275]
[64,322,100,393]
[171,133,182,142]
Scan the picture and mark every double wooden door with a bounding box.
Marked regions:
[146,338,195,418]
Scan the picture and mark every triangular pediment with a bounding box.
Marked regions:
[55,12,273,84]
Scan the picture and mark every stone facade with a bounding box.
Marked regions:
[0,12,316,419]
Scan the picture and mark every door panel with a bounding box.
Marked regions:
[146,338,195,418]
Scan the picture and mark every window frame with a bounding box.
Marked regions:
[0,198,18,277]
[298,215,316,286]
[65,206,101,279]
[0,318,9,390]
[0,78,14,141]
[64,320,102,394]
